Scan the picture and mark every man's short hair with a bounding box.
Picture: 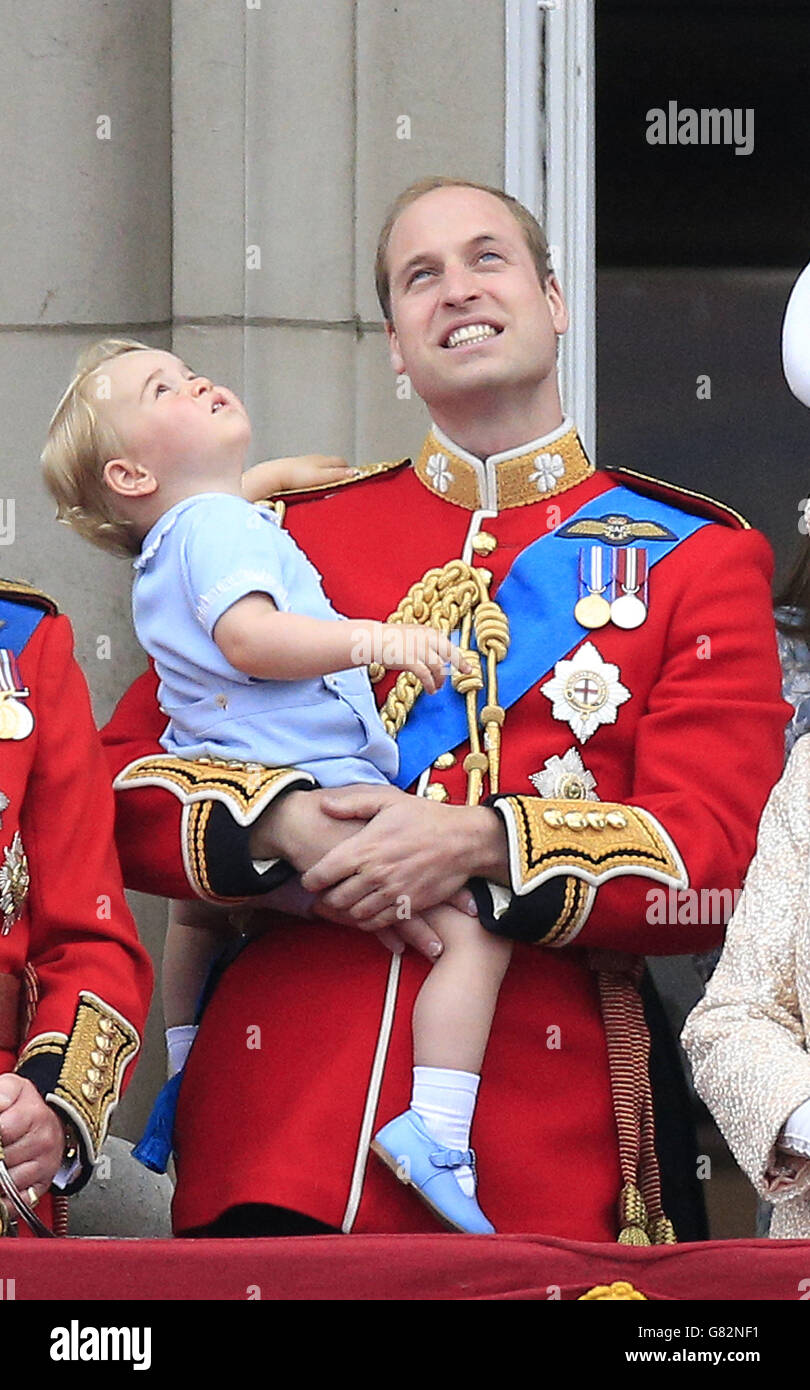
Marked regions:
[41,338,152,557]
[374,176,553,323]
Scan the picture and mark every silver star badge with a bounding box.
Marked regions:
[540,640,631,743]
[529,748,599,800]
[0,831,29,934]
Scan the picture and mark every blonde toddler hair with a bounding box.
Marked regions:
[42,337,154,557]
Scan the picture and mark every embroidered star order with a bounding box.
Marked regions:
[0,831,28,934]
[529,748,599,800]
[540,641,631,743]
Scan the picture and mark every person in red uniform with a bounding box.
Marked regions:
[0,581,152,1236]
[102,177,788,1241]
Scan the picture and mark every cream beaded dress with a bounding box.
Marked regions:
[682,735,810,1238]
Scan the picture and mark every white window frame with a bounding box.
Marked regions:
[505,0,595,457]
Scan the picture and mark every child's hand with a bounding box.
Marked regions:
[379,623,470,694]
[241,455,355,501]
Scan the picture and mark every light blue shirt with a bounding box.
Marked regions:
[132,493,398,787]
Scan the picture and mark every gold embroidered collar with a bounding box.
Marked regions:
[414,417,594,511]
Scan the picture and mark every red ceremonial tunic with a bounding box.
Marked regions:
[0,589,152,1235]
[103,424,788,1239]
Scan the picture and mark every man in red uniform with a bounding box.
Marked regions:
[103,178,787,1240]
[0,581,151,1235]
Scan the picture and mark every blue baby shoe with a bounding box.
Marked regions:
[371,1109,495,1234]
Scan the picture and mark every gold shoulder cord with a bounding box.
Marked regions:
[369,560,510,804]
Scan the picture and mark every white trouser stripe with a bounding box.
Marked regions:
[341,951,402,1233]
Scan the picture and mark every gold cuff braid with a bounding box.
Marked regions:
[113,754,315,827]
[536,875,594,948]
[114,755,318,905]
[494,795,688,896]
[50,993,139,1161]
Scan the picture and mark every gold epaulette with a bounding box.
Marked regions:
[270,457,410,501]
[606,466,750,530]
[0,578,59,615]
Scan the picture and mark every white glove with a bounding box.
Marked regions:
[780,1095,810,1157]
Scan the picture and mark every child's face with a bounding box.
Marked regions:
[96,349,251,485]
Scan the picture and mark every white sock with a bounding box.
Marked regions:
[411,1066,480,1196]
[166,1025,198,1079]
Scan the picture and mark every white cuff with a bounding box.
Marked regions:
[780,1095,810,1156]
[51,1152,82,1191]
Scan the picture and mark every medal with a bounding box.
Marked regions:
[0,700,31,740]
[574,593,611,628]
[611,593,646,629]
[610,549,648,630]
[0,831,28,934]
[574,546,611,629]
[541,640,631,743]
[529,748,599,801]
[0,652,33,741]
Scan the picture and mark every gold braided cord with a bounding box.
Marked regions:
[452,647,483,694]
[374,562,486,738]
[474,599,510,795]
[368,559,510,804]
[474,601,509,662]
[455,614,484,805]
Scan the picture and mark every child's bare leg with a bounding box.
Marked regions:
[164,901,234,1028]
[163,900,236,1075]
[399,903,511,1197]
[413,903,512,1073]
[373,903,508,1225]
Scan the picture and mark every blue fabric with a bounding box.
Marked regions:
[0,598,45,657]
[133,493,396,787]
[394,484,711,789]
[133,944,247,1176]
[132,1072,182,1174]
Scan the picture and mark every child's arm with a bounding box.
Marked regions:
[241,455,354,501]
[214,594,468,693]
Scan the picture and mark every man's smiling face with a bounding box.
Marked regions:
[384,185,568,418]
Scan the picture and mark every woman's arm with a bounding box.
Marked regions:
[681,737,810,1201]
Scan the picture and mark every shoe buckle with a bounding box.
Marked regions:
[429,1146,474,1171]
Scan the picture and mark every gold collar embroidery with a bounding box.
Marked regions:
[414,417,594,511]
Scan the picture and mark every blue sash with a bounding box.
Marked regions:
[394,484,710,789]
[0,598,45,658]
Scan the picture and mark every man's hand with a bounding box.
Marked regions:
[300,785,509,929]
[249,785,453,959]
[241,455,354,501]
[0,1074,65,1202]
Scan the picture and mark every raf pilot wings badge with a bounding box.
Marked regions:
[556,513,676,546]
